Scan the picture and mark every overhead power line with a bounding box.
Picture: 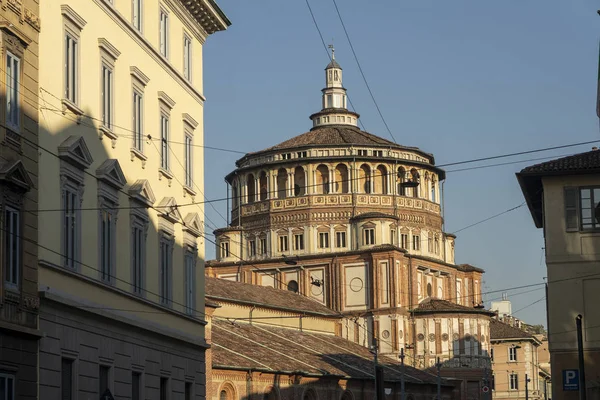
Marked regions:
[332,0,397,144]
[304,0,366,131]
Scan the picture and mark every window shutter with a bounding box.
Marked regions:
[565,187,579,232]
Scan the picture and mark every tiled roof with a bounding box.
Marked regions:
[249,125,428,157]
[350,212,399,221]
[205,277,338,316]
[212,319,445,385]
[412,298,493,315]
[489,319,535,340]
[519,149,600,175]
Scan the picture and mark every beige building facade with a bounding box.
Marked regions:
[36,0,229,398]
[207,52,494,400]
[0,0,41,398]
[489,318,543,400]
[518,150,600,399]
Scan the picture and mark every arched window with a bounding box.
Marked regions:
[375,165,387,194]
[335,164,349,193]
[359,164,371,194]
[287,280,299,293]
[431,177,436,202]
[259,171,268,201]
[303,388,318,400]
[294,166,306,196]
[424,172,430,199]
[397,167,406,195]
[410,169,420,198]
[246,174,256,203]
[277,168,288,199]
[316,164,329,194]
[427,282,432,297]
[232,181,239,209]
[264,387,280,400]
[219,382,236,400]
[340,390,354,400]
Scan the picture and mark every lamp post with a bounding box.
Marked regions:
[399,348,405,400]
[371,338,379,400]
[436,357,442,400]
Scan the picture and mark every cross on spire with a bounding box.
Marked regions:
[328,43,335,60]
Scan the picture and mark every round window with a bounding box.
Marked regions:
[287,280,299,293]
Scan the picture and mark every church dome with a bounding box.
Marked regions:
[326,58,342,70]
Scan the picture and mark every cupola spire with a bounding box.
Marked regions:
[309,48,360,129]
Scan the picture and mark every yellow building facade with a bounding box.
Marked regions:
[36,0,229,398]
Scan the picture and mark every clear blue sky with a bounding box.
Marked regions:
[202,0,600,327]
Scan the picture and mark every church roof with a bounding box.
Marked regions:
[326,58,342,70]
[205,277,339,316]
[412,298,495,315]
[212,319,447,385]
[245,125,432,160]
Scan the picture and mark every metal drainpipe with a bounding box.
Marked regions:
[249,305,256,325]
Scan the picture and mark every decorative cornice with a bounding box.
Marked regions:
[158,91,176,109]
[98,38,121,59]
[183,113,199,130]
[61,4,87,30]
[130,66,150,86]
[24,8,41,31]
[0,21,32,45]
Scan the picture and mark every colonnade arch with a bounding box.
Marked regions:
[231,161,440,205]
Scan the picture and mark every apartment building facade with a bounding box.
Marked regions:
[37,0,229,398]
[490,319,543,400]
[518,150,600,399]
[0,0,40,398]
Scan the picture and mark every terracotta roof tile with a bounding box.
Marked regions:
[206,277,338,316]
[246,125,431,159]
[519,149,600,175]
[413,298,493,315]
[489,319,535,340]
[211,320,445,385]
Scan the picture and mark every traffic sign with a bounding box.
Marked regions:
[563,369,579,391]
[482,386,489,393]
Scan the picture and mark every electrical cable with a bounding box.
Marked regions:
[332,0,397,144]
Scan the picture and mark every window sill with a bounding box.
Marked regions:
[183,185,196,198]
[130,147,147,168]
[99,125,118,148]
[159,167,173,184]
[61,98,84,120]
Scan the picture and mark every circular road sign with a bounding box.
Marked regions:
[482,386,490,393]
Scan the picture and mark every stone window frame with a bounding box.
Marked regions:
[318,231,329,249]
[0,26,30,146]
[129,179,154,297]
[183,32,192,82]
[58,136,93,271]
[158,92,175,180]
[335,230,346,248]
[156,197,180,307]
[293,232,304,251]
[362,225,375,246]
[158,4,170,59]
[278,234,289,253]
[98,38,121,144]
[0,159,32,301]
[96,159,126,285]
[61,5,86,114]
[0,373,15,398]
[132,0,144,33]
[182,114,197,196]
[130,66,150,163]
[183,212,201,315]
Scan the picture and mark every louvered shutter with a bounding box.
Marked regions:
[565,187,579,232]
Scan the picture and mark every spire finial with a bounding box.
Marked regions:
[328,43,335,60]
